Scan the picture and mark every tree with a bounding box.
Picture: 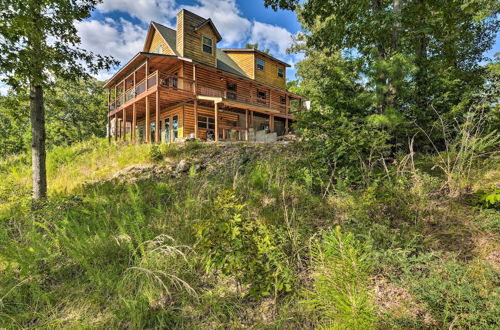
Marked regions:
[265,0,498,130]
[45,78,107,147]
[0,0,117,202]
[245,42,271,54]
[0,78,108,158]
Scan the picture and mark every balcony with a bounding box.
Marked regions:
[196,83,303,115]
[109,71,303,116]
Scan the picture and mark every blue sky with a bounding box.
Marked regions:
[78,0,304,81]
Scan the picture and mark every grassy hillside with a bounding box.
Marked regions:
[0,138,498,328]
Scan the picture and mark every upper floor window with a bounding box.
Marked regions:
[227,81,237,91]
[257,90,266,99]
[202,36,213,54]
[280,96,286,104]
[277,67,284,78]
[256,58,265,71]
[156,44,163,54]
[227,82,237,100]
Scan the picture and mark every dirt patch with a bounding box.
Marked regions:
[373,276,437,327]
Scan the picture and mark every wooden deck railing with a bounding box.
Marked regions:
[197,83,225,98]
[196,84,302,114]
[159,72,195,93]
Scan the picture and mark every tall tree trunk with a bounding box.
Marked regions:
[387,0,401,108]
[30,84,47,202]
[372,0,387,113]
[414,0,428,122]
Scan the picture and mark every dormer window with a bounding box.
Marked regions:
[156,44,163,54]
[277,67,284,78]
[202,36,213,54]
[256,58,265,71]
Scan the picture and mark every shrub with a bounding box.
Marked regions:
[295,108,390,191]
[195,189,293,298]
[305,226,376,329]
[149,144,163,161]
[476,184,500,210]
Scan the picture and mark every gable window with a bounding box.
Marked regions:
[256,58,265,71]
[202,36,213,54]
[198,115,215,130]
[277,67,284,78]
[156,44,163,54]
[257,90,266,99]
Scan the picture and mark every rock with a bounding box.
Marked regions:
[112,164,173,183]
[175,159,191,173]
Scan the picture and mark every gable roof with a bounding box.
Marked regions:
[194,18,222,42]
[143,21,179,56]
[222,48,291,67]
[148,21,248,78]
[216,49,248,77]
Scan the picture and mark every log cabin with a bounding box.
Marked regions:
[104,9,304,143]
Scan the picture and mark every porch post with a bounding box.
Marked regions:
[145,58,149,89]
[155,90,160,143]
[251,110,254,130]
[122,81,125,106]
[114,113,117,141]
[145,97,150,143]
[269,114,274,133]
[285,95,289,133]
[122,108,127,141]
[194,99,198,139]
[245,109,249,141]
[107,89,111,143]
[214,102,219,142]
[132,103,137,144]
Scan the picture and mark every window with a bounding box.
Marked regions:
[202,36,213,54]
[156,44,163,54]
[280,96,286,104]
[256,58,265,70]
[277,67,284,78]
[257,90,266,99]
[197,115,215,129]
[227,81,237,100]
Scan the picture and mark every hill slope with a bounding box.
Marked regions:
[0,139,498,328]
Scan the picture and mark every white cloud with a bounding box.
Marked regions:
[250,21,294,57]
[76,18,146,65]
[0,82,9,95]
[183,0,251,46]
[97,0,177,25]
[80,0,301,79]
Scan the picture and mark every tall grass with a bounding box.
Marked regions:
[0,139,498,328]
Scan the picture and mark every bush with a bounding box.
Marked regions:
[195,189,293,298]
[149,144,163,161]
[295,107,390,191]
[305,226,376,329]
